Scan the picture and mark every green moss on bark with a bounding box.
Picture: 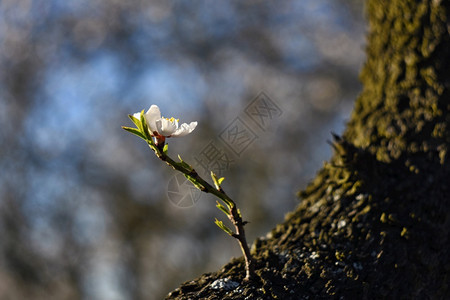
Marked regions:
[346,0,450,163]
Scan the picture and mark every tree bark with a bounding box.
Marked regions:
[166,0,450,298]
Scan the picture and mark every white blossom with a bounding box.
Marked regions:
[135,105,197,144]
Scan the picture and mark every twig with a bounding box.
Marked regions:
[123,111,255,280]
[148,140,255,280]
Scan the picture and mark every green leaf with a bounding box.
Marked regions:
[178,155,193,172]
[216,201,230,216]
[122,126,147,140]
[211,171,221,190]
[184,174,205,191]
[163,144,169,155]
[128,113,143,131]
[218,177,225,186]
[139,109,153,140]
[214,218,234,236]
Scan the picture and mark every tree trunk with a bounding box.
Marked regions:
[166,0,450,299]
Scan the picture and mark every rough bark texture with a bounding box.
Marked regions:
[166,0,450,299]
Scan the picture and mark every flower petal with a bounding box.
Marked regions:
[132,112,141,119]
[171,121,197,137]
[156,118,178,136]
[144,105,162,133]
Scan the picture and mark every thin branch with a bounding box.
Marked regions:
[147,139,255,280]
[123,115,256,281]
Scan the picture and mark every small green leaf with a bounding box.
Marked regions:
[128,113,143,131]
[218,177,225,186]
[211,171,221,190]
[184,174,205,191]
[122,126,147,140]
[214,218,234,236]
[137,109,153,140]
[216,201,230,216]
[178,155,193,172]
[163,144,169,155]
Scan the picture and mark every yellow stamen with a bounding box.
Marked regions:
[164,117,179,123]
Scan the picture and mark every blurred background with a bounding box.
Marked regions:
[0,0,366,299]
